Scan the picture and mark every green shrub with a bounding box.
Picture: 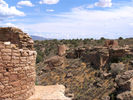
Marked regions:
[36,54,43,63]
[118,37,123,40]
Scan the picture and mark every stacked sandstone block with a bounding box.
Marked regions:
[0,27,34,50]
[0,27,37,100]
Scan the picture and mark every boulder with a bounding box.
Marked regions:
[115,70,133,91]
[44,56,64,68]
[115,70,133,86]
[110,63,125,75]
[58,45,69,56]
[104,40,118,48]
[117,91,133,100]
[115,70,133,100]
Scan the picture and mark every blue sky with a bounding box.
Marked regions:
[0,0,133,39]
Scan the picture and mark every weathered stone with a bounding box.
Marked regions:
[0,82,5,90]
[11,44,17,49]
[10,81,20,87]
[20,57,27,62]
[1,49,11,53]
[0,27,34,50]
[12,59,20,64]
[115,70,133,91]
[115,70,133,99]
[117,91,133,100]
[0,27,37,100]
[85,47,109,69]
[104,40,118,48]
[110,63,125,75]
[101,96,110,100]
[2,56,11,60]
[12,53,20,56]
[109,48,128,58]
[21,51,29,57]
[27,85,71,100]
[115,70,133,85]
[103,72,111,79]
[4,72,10,76]
[9,74,18,81]
[120,78,133,91]
[0,73,3,79]
[45,56,64,68]
[58,45,69,56]
[2,53,11,56]
[75,47,86,58]
[0,44,5,49]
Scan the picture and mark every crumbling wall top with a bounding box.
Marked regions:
[0,27,34,50]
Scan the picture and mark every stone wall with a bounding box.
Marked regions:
[0,27,34,50]
[0,27,37,100]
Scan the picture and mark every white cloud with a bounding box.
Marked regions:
[46,9,54,12]
[4,23,17,27]
[0,0,25,20]
[20,5,133,39]
[39,0,59,4]
[95,0,112,7]
[17,1,34,7]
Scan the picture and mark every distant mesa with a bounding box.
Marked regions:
[30,35,51,40]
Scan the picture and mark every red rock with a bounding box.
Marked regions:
[1,49,11,53]
[9,74,18,81]
[2,56,11,60]
[10,80,20,87]
[0,73,3,79]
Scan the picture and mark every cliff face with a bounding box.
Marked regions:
[0,27,37,100]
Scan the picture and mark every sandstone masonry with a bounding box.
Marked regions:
[0,27,37,100]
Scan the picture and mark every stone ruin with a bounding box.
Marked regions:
[115,70,133,100]
[66,39,133,70]
[0,27,37,100]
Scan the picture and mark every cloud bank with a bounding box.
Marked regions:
[21,6,133,39]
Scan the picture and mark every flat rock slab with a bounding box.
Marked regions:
[27,85,71,100]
